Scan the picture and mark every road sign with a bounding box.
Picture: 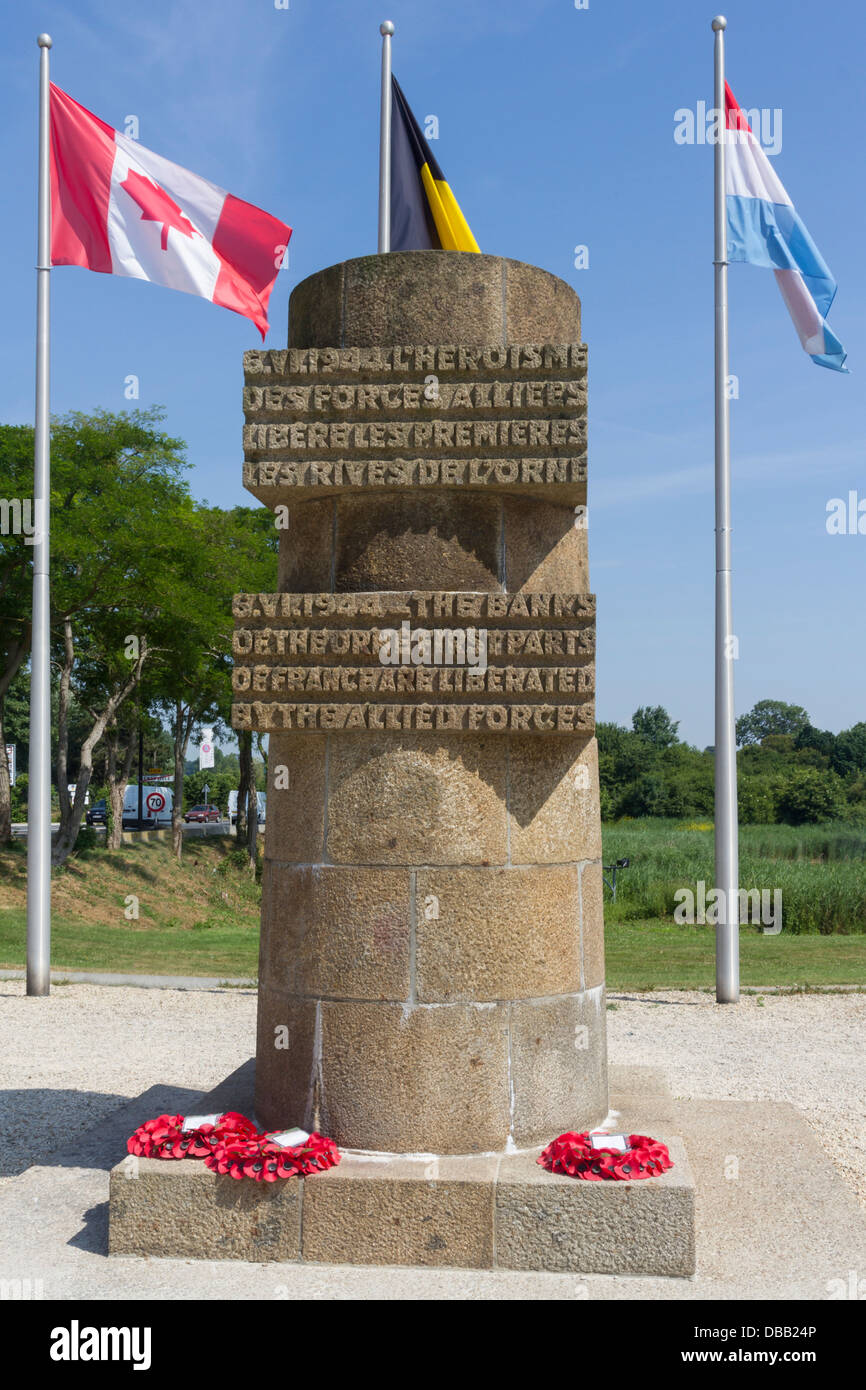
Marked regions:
[145,791,166,815]
[199,728,214,770]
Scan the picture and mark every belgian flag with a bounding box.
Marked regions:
[390,76,480,253]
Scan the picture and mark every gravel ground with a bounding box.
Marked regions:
[0,980,257,1180]
[606,988,866,1209]
[1,981,863,1213]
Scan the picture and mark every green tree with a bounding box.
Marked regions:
[736,699,810,747]
[632,706,680,748]
[830,723,866,779]
[152,503,276,861]
[776,768,845,825]
[46,409,192,865]
[2,411,192,851]
[0,427,38,840]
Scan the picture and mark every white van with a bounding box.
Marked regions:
[122,784,173,827]
[228,790,266,826]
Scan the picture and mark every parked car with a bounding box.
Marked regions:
[86,798,107,826]
[184,803,221,823]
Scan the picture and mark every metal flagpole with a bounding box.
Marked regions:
[377,20,394,252]
[26,34,53,997]
[712,16,739,1003]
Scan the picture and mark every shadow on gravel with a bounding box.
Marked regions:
[2,1083,203,1177]
[69,1200,109,1256]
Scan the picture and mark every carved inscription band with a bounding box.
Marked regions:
[243,341,587,501]
[232,592,596,736]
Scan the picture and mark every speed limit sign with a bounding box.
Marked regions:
[146,791,166,815]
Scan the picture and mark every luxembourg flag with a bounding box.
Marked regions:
[725,83,846,372]
[49,85,291,339]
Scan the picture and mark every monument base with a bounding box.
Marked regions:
[109,1137,695,1275]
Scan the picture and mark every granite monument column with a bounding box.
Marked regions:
[233,251,608,1154]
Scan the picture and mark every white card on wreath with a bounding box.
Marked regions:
[270,1128,310,1148]
[181,1113,223,1132]
[589,1132,629,1152]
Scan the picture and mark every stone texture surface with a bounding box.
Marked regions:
[295,253,502,349]
[508,735,602,863]
[248,252,605,1157]
[254,989,317,1133]
[285,259,345,349]
[108,1157,302,1261]
[414,866,580,1003]
[260,864,411,1000]
[504,257,582,343]
[107,1136,694,1275]
[318,1001,511,1153]
[302,1154,498,1268]
[334,493,500,592]
[263,733,327,864]
[581,860,606,991]
[503,496,588,593]
[494,1137,695,1276]
[277,500,334,592]
[287,253,582,350]
[509,989,609,1147]
[324,734,509,866]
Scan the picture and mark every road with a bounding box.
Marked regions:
[10,820,246,839]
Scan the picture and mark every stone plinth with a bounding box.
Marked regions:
[235,252,608,1154]
[109,1137,696,1275]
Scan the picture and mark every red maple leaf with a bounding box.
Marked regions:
[121,169,200,251]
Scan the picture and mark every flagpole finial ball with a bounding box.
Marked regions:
[711,16,727,30]
[37,33,53,47]
[380,21,395,36]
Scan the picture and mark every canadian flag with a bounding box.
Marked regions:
[49,84,291,338]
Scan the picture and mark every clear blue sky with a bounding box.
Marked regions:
[2,0,863,748]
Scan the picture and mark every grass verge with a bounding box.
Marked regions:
[605,921,866,991]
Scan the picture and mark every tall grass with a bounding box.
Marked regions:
[601,819,866,935]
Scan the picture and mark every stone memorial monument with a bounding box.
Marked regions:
[110,252,695,1273]
[237,251,607,1155]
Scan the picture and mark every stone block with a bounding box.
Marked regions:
[259,863,411,1000]
[254,989,317,1132]
[302,1153,498,1268]
[509,989,608,1147]
[503,496,588,593]
[508,734,602,863]
[504,257,581,343]
[318,1000,511,1153]
[334,493,500,592]
[325,734,508,865]
[340,252,506,347]
[494,1137,696,1275]
[581,860,606,990]
[263,733,327,864]
[108,1133,696,1276]
[287,260,345,348]
[277,499,334,592]
[109,1157,302,1261]
[415,866,580,1003]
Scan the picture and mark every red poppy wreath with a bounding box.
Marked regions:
[205,1131,340,1182]
[538,1132,673,1181]
[126,1111,260,1161]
